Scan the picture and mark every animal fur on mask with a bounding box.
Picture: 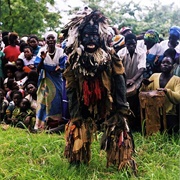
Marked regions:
[61,9,110,54]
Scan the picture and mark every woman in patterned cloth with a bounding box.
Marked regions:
[143,29,164,78]
[34,31,67,130]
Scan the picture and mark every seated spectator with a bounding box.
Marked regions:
[140,48,180,134]
[3,64,17,93]
[4,90,23,124]
[5,78,25,102]
[24,70,38,88]
[0,88,9,122]
[15,58,28,89]
[10,98,35,130]
[25,81,37,112]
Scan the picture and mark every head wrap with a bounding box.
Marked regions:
[169,26,180,40]
[119,27,131,35]
[144,29,159,44]
[112,34,125,48]
[44,31,57,41]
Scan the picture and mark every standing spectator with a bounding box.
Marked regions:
[119,26,132,36]
[117,33,146,131]
[143,29,164,78]
[22,46,36,72]
[28,35,41,56]
[34,31,67,130]
[160,26,180,77]
[160,26,180,56]
[19,35,41,59]
[3,32,20,63]
[1,31,9,50]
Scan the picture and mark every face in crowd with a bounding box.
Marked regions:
[24,47,33,60]
[46,34,56,48]
[29,37,38,49]
[126,39,137,54]
[168,34,179,48]
[160,56,174,73]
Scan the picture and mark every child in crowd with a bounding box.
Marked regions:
[18,35,40,60]
[28,35,41,56]
[0,88,9,122]
[24,70,38,88]
[15,58,28,89]
[23,46,36,72]
[25,81,37,112]
[3,64,16,93]
[5,78,24,102]
[10,98,35,130]
[4,90,23,124]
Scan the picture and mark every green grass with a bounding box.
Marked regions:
[0,126,179,180]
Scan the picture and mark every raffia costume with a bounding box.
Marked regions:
[62,9,137,172]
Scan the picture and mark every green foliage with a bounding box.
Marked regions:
[0,126,179,179]
[0,0,61,37]
[70,0,180,36]
[138,2,180,37]
[0,0,180,40]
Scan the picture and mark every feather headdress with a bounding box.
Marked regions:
[61,8,110,53]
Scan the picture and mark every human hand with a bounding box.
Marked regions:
[126,79,135,86]
[11,118,18,123]
[142,79,154,86]
[157,88,167,94]
[40,51,47,60]
[28,64,35,69]
[55,65,60,72]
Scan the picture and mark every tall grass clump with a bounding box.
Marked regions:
[0,125,179,180]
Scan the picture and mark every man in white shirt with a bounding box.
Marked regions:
[117,33,146,131]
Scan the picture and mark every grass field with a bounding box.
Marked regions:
[0,125,179,180]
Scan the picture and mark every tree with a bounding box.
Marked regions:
[63,0,180,37]
[0,0,62,37]
[139,2,180,37]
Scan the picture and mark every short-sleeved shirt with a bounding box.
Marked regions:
[117,46,146,89]
[3,45,20,63]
